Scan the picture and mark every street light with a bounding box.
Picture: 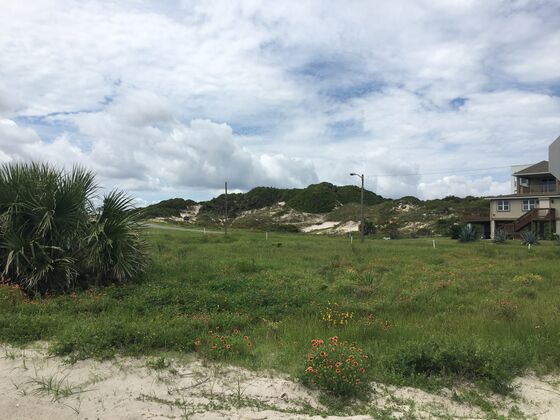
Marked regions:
[350,172,364,243]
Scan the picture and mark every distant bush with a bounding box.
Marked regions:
[520,230,539,245]
[268,223,300,233]
[458,224,477,242]
[360,219,376,235]
[0,163,147,295]
[200,187,298,218]
[493,229,509,244]
[448,223,462,239]
[303,336,370,398]
[287,182,385,214]
[287,183,339,213]
[141,197,196,219]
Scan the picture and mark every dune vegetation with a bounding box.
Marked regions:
[0,163,147,295]
[1,225,560,407]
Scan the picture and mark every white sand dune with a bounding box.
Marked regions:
[1,343,560,419]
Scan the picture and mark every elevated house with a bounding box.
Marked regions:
[470,136,560,239]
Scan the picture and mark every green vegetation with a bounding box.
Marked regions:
[286,182,384,213]
[493,229,509,244]
[521,230,539,245]
[1,227,559,400]
[458,224,478,242]
[141,198,197,219]
[199,186,298,219]
[194,183,384,219]
[142,184,488,239]
[303,337,370,398]
[0,163,147,295]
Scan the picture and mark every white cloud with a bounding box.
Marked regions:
[1,91,317,193]
[0,0,559,201]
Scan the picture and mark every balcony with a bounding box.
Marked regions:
[516,184,558,195]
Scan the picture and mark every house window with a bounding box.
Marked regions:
[496,200,510,211]
[543,178,556,192]
[522,199,538,211]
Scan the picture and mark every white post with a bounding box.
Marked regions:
[490,220,496,240]
[432,239,436,249]
[350,234,353,244]
[528,243,531,251]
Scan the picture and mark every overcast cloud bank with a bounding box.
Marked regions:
[1,0,559,202]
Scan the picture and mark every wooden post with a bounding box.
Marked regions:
[224,181,228,236]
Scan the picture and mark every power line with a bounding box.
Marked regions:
[365,165,511,179]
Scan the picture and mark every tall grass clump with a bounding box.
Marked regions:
[493,229,509,244]
[520,230,539,246]
[0,162,146,295]
[458,224,477,242]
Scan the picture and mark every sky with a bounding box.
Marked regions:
[1,0,560,205]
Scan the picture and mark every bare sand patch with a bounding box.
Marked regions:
[1,343,560,419]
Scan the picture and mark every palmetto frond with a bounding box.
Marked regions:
[0,163,147,294]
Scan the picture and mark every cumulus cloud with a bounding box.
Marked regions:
[1,91,317,193]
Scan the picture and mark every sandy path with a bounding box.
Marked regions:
[1,344,560,419]
[144,223,223,235]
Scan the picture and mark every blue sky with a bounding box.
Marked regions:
[1,0,560,204]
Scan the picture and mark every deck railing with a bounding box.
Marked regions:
[517,185,558,194]
[503,208,555,233]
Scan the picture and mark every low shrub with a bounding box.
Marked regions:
[194,329,254,361]
[320,302,353,327]
[458,224,477,242]
[520,230,539,245]
[269,223,299,233]
[146,356,170,370]
[496,299,520,321]
[0,163,147,295]
[360,220,376,236]
[512,273,543,285]
[493,229,509,244]
[391,340,524,394]
[449,223,462,239]
[303,336,370,398]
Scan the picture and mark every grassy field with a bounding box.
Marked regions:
[1,227,559,397]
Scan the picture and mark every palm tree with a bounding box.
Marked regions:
[0,162,147,295]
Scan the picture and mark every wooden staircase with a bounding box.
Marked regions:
[503,208,555,235]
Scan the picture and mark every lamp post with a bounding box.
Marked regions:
[350,172,364,242]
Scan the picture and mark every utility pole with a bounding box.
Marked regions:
[350,172,365,243]
[224,181,228,236]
